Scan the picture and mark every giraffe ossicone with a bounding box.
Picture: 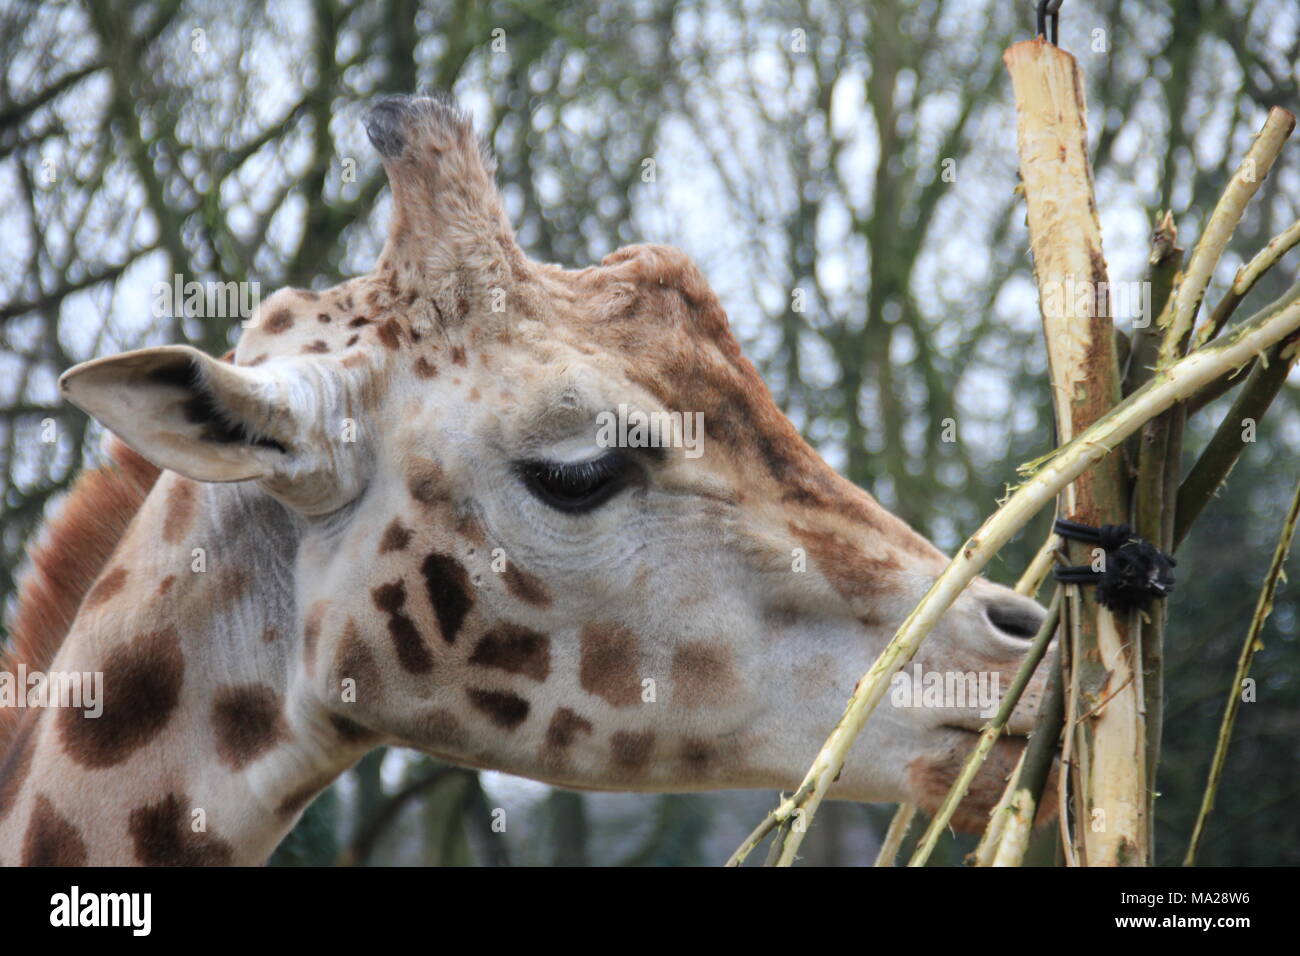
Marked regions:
[0,93,1053,865]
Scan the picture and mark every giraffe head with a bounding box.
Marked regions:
[60,95,1050,832]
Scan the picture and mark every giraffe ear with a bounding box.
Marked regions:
[59,345,295,483]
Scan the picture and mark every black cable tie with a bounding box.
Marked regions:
[1036,0,1064,46]
[1051,517,1177,612]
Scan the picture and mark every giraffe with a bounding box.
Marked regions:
[0,94,1052,866]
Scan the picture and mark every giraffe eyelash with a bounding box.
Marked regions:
[515,452,634,514]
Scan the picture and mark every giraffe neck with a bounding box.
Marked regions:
[0,472,360,865]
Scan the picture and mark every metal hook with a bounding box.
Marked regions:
[1036,0,1064,46]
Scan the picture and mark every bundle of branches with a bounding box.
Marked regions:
[730,34,1300,869]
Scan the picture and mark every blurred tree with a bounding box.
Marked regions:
[270,781,341,866]
[1,0,1297,865]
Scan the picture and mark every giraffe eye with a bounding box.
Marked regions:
[517,453,633,514]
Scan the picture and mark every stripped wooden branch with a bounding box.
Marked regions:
[1186,357,1257,415]
[1193,216,1300,351]
[1123,211,1183,396]
[990,637,1067,867]
[976,544,1066,866]
[1130,217,1185,857]
[725,808,780,867]
[1015,531,1060,597]
[1158,107,1295,367]
[873,804,917,867]
[972,747,1027,866]
[1175,282,1300,549]
[1005,35,1143,866]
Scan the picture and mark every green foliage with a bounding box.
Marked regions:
[269,783,340,867]
[617,795,712,867]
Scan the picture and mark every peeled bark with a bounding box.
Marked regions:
[1004,37,1145,866]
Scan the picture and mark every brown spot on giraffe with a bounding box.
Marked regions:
[545,707,593,750]
[303,340,330,354]
[456,513,486,545]
[333,618,381,704]
[376,318,404,350]
[129,792,234,865]
[678,735,747,780]
[421,552,472,644]
[450,346,467,366]
[407,458,450,507]
[372,579,434,673]
[670,641,737,709]
[347,316,371,328]
[679,738,714,776]
[211,683,288,770]
[83,565,128,609]
[378,518,412,554]
[21,795,87,866]
[466,689,529,730]
[263,309,294,334]
[468,624,550,681]
[579,621,642,708]
[162,479,197,544]
[610,730,654,772]
[157,574,176,595]
[316,312,331,323]
[502,563,552,607]
[59,627,183,769]
[413,356,437,378]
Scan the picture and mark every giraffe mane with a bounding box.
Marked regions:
[0,436,160,754]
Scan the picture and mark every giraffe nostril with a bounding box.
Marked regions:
[983,598,1045,641]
